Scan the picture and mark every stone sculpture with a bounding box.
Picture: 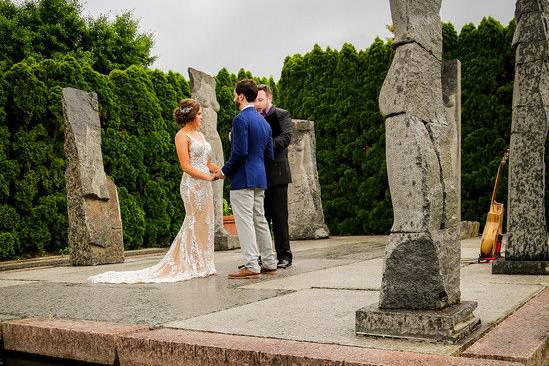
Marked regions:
[356,0,479,342]
[493,0,549,275]
[62,87,124,266]
[287,119,329,240]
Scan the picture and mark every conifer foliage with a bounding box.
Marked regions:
[0,0,544,260]
[0,0,184,259]
[278,19,544,235]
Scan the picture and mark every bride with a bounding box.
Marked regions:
[89,99,220,284]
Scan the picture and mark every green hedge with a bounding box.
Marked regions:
[279,40,394,234]
[0,56,191,258]
[0,54,273,259]
[1,3,547,260]
[279,17,548,235]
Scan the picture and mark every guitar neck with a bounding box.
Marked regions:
[491,162,504,203]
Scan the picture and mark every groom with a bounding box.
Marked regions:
[216,79,278,278]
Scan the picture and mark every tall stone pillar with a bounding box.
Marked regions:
[188,68,239,251]
[443,60,461,231]
[493,0,549,275]
[62,88,124,266]
[355,0,479,342]
[287,119,329,240]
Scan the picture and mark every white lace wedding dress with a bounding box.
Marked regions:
[89,132,216,284]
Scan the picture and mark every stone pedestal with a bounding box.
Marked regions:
[62,87,124,266]
[287,119,329,240]
[188,68,239,250]
[214,230,240,251]
[460,221,480,239]
[356,302,480,343]
[492,258,549,275]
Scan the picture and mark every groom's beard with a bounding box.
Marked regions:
[234,98,241,110]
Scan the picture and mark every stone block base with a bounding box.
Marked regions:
[492,258,549,275]
[460,221,480,239]
[214,232,240,251]
[356,301,480,343]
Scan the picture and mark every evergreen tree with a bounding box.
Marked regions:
[279,40,393,234]
[0,0,154,73]
[278,18,539,235]
[1,11,547,261]
[0,55,192,259]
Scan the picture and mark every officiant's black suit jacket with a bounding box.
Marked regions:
[264,106,293,186]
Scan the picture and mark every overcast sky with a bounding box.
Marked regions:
[81,0,515,80]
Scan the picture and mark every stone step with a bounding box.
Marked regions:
[462,287,549,366]
[1,318,147,365]
[117,328,522,366]
[1,318,523,366]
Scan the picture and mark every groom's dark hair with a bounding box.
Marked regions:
[235,79,258,102]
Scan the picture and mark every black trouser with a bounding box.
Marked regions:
[264,184,292,262]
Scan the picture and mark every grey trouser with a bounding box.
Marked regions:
[230,189,277,273]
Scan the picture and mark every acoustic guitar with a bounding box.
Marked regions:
[478,149,509,262]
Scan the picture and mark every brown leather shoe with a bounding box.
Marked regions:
[228,268,260,279]
[260,267,278,274]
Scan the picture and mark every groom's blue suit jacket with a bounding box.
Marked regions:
[222,106,274,190]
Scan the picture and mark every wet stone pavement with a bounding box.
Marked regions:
[0,236,547,364]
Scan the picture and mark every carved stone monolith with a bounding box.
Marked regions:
[62,87,124,266]
[355,0,480,342]
[287,119,329,240]
[493,0,549,275]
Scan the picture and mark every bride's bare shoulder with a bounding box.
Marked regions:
[175,129,190,141]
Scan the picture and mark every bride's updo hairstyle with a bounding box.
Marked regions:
[173,99,201,126]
